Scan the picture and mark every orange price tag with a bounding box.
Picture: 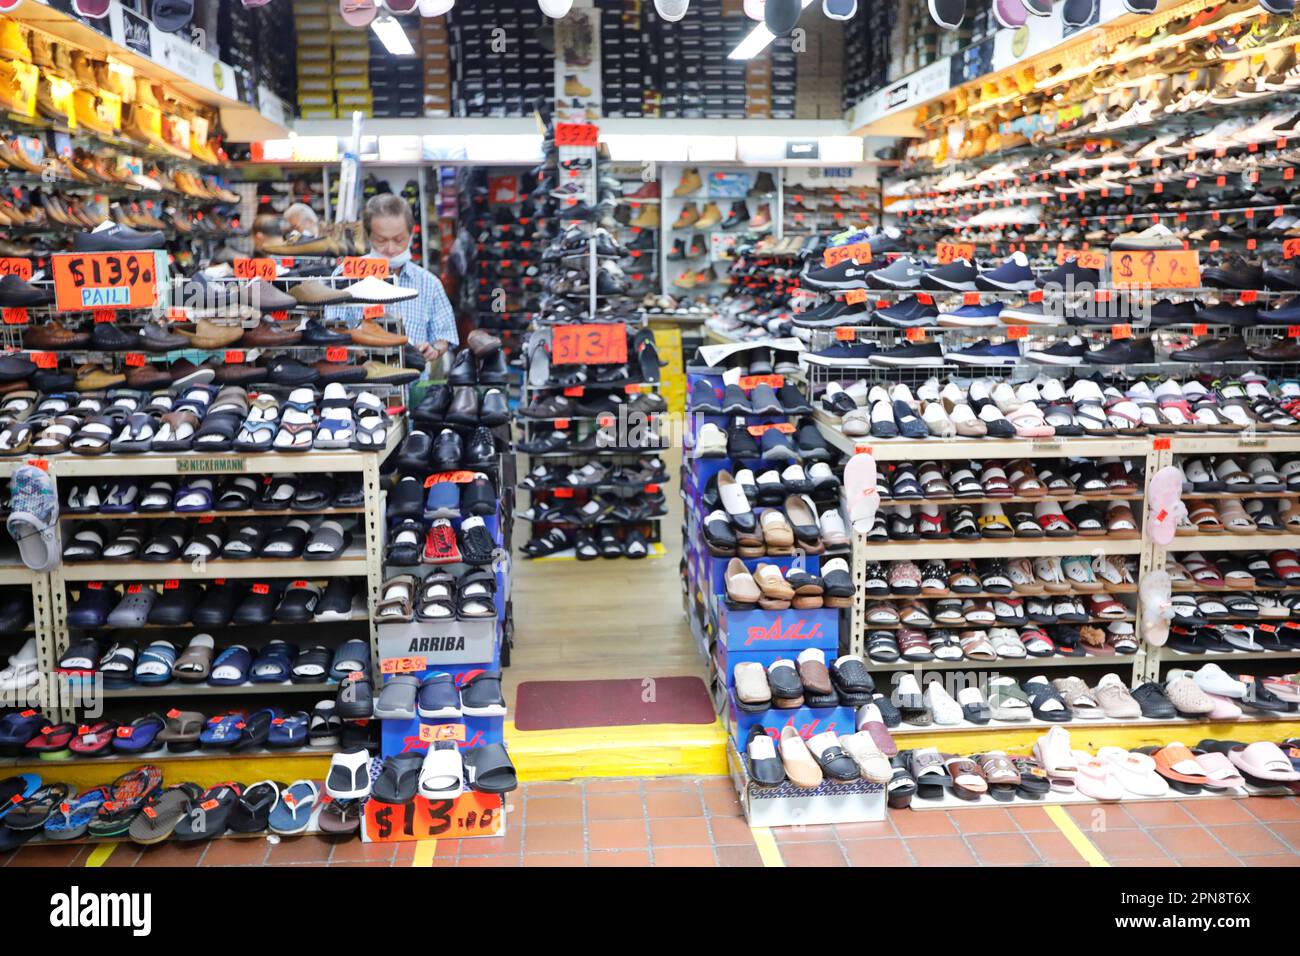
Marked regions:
[233,257,276,281]
[1109,249,1200,289]
[325,346,348,363]
[166,307,189,322]
[1,307,26,325]
[0,257,32,280]
[1289,326,1300,338]
[419,723,468,743]
[163,579,179,589]
[51,250,158,311]
[1285,238,1300,260]
[1153,433,1171,446]
[1006,325,1028,339]
[341,257,389,279]
[746,422,796,437]
[362,304,385,320]
[552,487,575,499]
[823,242,872,266]
[423,471,475,487]
[905,328,927,342]
[1192,323,1208,336]
[92,309,115,323]
[381,656,428,675]
[25,458,48,471]
[562,386,584,397]
[552,323,628,366]
[935,241,975,264]
[834,327,857,341]
[554,122,599,147]
[1055,247,1105,269]
[1111,324,1132,339]
[844,289,868,305]
[553,418,570,429]
[738,374,784,389]
[224,350,244,364]
[962,292,982,306]
[124,352,145,367]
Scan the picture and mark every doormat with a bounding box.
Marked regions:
[514,677,716,731]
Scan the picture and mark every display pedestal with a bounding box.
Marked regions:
[728,742,886,827]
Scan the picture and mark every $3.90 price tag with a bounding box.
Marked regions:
[233,258,277,281]
[551,323,628,366]
[340,257,389,279]
[51,251,158,311]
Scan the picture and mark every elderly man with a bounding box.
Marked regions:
[283,201,320,239]
[327,193,457,364]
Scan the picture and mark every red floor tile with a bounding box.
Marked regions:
[587,819,648,850]
[966,832,1040,865]
[586,793,645,820]
[524,782,584,797]
[266,835,333,865]
[584,779,641,793]
[1149,825,1230,859]
[459,854,523,867]
[1090,827,1171,862]
[135,842,208,867]
[949,808,1018,835]
[522,822,585,854]
[8,843,90,867]
[523,851,585,866]
[1245,797,1300,823]
[201,837,269,866]
[778,841,847,867]
[907,835,977,866]
[892,810,959,838]
[1183,799,1257,826]
[833,820,895,840]
[589,850,651,866]
[1007,806,1058,832]
[652,846,718,866]
[708,814,759,846]
[329,840,399,863]
[1124,802,1196,828]
[842,837,913,867]
[1211,823,1291,857]
[717,843,764,866]
[773,822,840,843]
[1026,830,1088,864]
[1245,854,1300,866]
[525,796,584,825]
[645,790,705,818]
[649,817,711,846]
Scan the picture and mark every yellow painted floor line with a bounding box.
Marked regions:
[411,840,438,867]
[84,844,116,867]
[1045,805,1111,867]
[751,827,784,867]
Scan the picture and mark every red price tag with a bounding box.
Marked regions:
[553,418,570,429]
[962,292,981,306]
[1285,238,1300,260]
[905,328,927,342]
[251,583,270,595]
[823,242,872,266]
[163,579,179,589]
[233,258,276,281]
[381,656,428,675]
[1192,323,1207,336]
[93,309,115,323]
[844,289,868,305]
[0,257,32,280]
[551,323,628,366]
[362,304,385,319]
[562,386,584,397]
[225,350,244,364]
[1,307,26,325]
[738,374,784,389]
[341,257,389,279]
[552,487,575,499]
[554,122,599,147]
[834,327,857,341]
[1056,248,1106,269]
[124,353,145,367]
[1153,436,1170,451]
[423,471,475,487]
[1112,324,1132,339]
[325,346,347,362]
[1006,325,1028,339]
[935,241,974,263]
[126,584,143,595]
[51,250,158,312]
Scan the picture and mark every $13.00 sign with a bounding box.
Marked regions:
[51,251,158,311]
[552,323,628,366]
[363,790,503,842]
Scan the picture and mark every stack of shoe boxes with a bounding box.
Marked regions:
[746,53,771,119]
[794,16,842,119]
[770,44,795,119]
[219,0,295,107]
[422,15,452,117]
[448,4,549,117]
[369,22,422,117]
[652,0,753,118]
[293,1,336,119]
[600,0,643,117]
[332,17,373,117]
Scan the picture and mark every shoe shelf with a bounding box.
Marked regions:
[812,416,1152,461]
[58,553,369,582]
[1167,533,1300,551]
[66,507,366,522]
[864,653,1136,673]
[855,538,1145,560]
[94,679,342,699]
[1159,647,1300,663]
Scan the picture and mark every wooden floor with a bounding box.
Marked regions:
[503,447,707,711]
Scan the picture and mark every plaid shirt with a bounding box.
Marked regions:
[327,260,458,347]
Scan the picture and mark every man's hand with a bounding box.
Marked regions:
[419,340,450,364]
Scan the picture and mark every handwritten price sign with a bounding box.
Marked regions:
[233,258,276,281]
[0,258,32,281]
[823,242,872,267]
[363,791,503,843]
[1285,237,1300,260]
[554,122,599,147]
[1109,249,1200,289]
[1056,247,1106,269]
[935,241,975,264]
[552,323,628,366]
[51,251,158,311]
[341,257,389,279]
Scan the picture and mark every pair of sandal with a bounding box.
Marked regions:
[415,569,498,621]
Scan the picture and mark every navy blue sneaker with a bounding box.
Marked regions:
[801,260,875,290]
[920,259,980,291]
[1036,258,1100,289]
[870,341,946,367]
[760,429,799,462]
[424,480,460,519]
[873,295,939,328]
[792,300,870,328]
[937,301,1001,326]
[974,252,1037,291]
[948,339,1021,366]
[801,342,879,366]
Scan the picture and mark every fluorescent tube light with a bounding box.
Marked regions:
[727,0,815,60]
[371,15,415,55]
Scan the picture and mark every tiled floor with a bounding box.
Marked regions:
[6,778,1300,867]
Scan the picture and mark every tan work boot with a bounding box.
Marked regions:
[695,202,722,229]
[673,166,703,196]
[672,202,699,229]
[631,204,660,228]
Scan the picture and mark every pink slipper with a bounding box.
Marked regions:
[1194,751,1245,790]
[1145,464,1186,546]
[1203,693,1242,720]
[1229,742,1300,782]
[1072,750,1125,801]
[1006,404,1055,438]
[1138,569,1173,647]
[844,452,879,533]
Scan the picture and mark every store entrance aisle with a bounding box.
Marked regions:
[503,448,726,780]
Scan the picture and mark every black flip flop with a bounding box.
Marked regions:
[370,752,424,804]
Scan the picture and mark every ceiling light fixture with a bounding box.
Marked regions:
[371,15,415,54]
[727,0,813,59]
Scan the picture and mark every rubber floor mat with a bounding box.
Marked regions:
[514,677,716,731]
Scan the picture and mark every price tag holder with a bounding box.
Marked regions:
[233,258,276,281]
[1109,249,1201,289]
[552,323,628,366]
[51,250,160,311]
[935,241,975,264]
[340,257,389,279]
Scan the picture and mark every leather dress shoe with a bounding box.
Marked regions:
[465,426,497,466]
[301,317,351,345]
[24,320,90,350]
[289,279,353,306]
[0,354,31,384]
[388,476,426,518]
[73,363,124,390]
[240,318,303,347]
[91,321,138,351]
[467,328,501,358]
[460,474,497,515]
[432,428,463,471]
[31,369,75,392]
[185,318,245,350]
[413,385,451,425]
[350,318,407,347]
[126,363,173,389]
[363,361,418,384]
[169,359,215,387]
[213,363,270,386]
[478,349,509,385]
[447,349,477,385]
[1249,338,1300,362]
[138,320,189,353]
[0,274,51,307]
[480,388,509,426]
[268,358,320,387]
[246,279,298,312]
[397,431,432,472]
[444,386,480,426]
[312,361,366,384]
[72,222,164,252]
